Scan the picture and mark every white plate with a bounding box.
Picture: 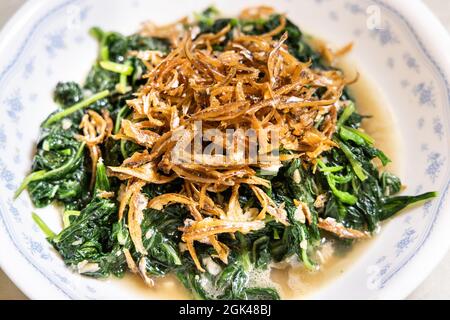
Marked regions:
[0,0,449,300]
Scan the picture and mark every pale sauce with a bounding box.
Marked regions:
[119,273,191,300]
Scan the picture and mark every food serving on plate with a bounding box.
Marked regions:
[14,6,437,300]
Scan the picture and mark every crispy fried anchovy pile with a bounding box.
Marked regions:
[109,9,353,270]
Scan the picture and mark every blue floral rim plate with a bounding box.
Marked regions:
[0,0,449,299]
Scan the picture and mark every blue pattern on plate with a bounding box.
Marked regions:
[395,228,417,257]
[414,82,436,107]
[46,29,67,57]
[4,91,23,121]
[23,57,35,79]
[403,53,420,73]
[433,118,444,140]
[0,159,15,191]
[0,126,6,150]
[426,152,445,183]
[370,22,399,45]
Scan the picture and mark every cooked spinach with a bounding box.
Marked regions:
[84,66,119,92]
[134,205,186,277]
[86,27,170,93]
[195,8,323,67]
[178,233,280,300]
[319,106,437,231]
[52,197,128,278]
[90,27,170,63]
[54,82,84,108]
[19,7,437,301]
[16,128,89,209]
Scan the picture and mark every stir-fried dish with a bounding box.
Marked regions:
[15,7,437,300]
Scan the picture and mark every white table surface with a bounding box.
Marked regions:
[0,0,449,300]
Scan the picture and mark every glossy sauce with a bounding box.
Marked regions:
[118,273,191,299]
[271,238,372,299]
[342,60,402,176]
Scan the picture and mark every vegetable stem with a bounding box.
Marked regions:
[162,243,182,266]
[14,143,86,198]
[89,27,110,61]
[63,210,81,228]
[335,138,367,181]
[120,139,128,159]
[32,212,56,238]
[317,159,357,204]
[316,159,343,173]
[14,170,46,199]
[299,226,315,271]
[337,102,355,128]
[114,106,129,134]
[100,61,134,76]
[340,125,375,145]
[94,159,110,194]
[326,175,358,205]
[43,90,110,127]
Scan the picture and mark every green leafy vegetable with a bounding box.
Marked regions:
[54,82,84,108]
[43,90,110,127]
[100,61,134,75]
[20,7,438,302]
[63,210,81,228]
[52,197,128,278]
[84,66,120,92]
[32,212,56,239]
[379,192,437,220]
[15,141,86,200]
[94,159,110,195]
